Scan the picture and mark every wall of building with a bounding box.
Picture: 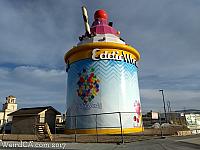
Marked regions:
[0,112,4,127]
[11,115,38,134]
[44,109,56,133]
[56,115,63,123]
[39,110,46,123]
[0,96,18,130]
[0,111,14,127]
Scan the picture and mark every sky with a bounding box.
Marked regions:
[0,0,200,113]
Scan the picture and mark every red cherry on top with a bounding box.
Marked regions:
[94,9,108,20]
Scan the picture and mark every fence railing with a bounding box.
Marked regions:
[65,112,144,143]
[1,111,199,142]
[62,111,200,143]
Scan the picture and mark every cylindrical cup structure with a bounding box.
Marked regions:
[64,42,142,134]
[64,9,142,134]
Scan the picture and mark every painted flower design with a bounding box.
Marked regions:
[77,67,100,104]
[133,101,141,123]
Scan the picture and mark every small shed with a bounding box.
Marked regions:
[8,106,60,134]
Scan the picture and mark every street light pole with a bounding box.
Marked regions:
[159,89,167,123]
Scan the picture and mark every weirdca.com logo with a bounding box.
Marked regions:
[77,67,100,104]
[0,140,66,149]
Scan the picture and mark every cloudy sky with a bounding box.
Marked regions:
[0,0,200,113]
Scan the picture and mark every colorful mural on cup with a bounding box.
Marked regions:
[77,67,100,104]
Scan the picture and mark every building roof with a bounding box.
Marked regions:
[175,109,200,113]
[7,95,16,98]
[8,106,61,116]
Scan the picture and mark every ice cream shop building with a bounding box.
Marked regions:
[64,7,142,134]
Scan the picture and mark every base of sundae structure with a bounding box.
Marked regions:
[64,127,144,134]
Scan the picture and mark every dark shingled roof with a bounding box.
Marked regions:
[8,106,61,116]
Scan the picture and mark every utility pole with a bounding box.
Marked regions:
[159,89,167,123]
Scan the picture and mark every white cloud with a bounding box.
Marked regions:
[0,66,66,112]
[0,0,80,68]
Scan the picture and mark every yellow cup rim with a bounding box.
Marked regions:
[64,42,140,64]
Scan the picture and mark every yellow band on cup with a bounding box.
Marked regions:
[64,127,144,134]
[64,42,140,64]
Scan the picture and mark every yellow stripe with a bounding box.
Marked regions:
[64,127,144,134]
[64,42,140,64]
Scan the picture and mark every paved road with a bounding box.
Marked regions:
[0,135,199,150]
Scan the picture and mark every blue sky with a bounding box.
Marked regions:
[0,0,200,113]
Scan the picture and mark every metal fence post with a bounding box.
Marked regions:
[159,113,163,138]
[119,112,124,144]
[54,117,56,142]
[34,117,37,141]
[95,114,98,143]
[195,114,198,134]
[141,114,145,137]
[74,116,77,142]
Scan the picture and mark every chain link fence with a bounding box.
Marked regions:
[65,112,141,143]
[1,110,199,142]
[53,111,198,143]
